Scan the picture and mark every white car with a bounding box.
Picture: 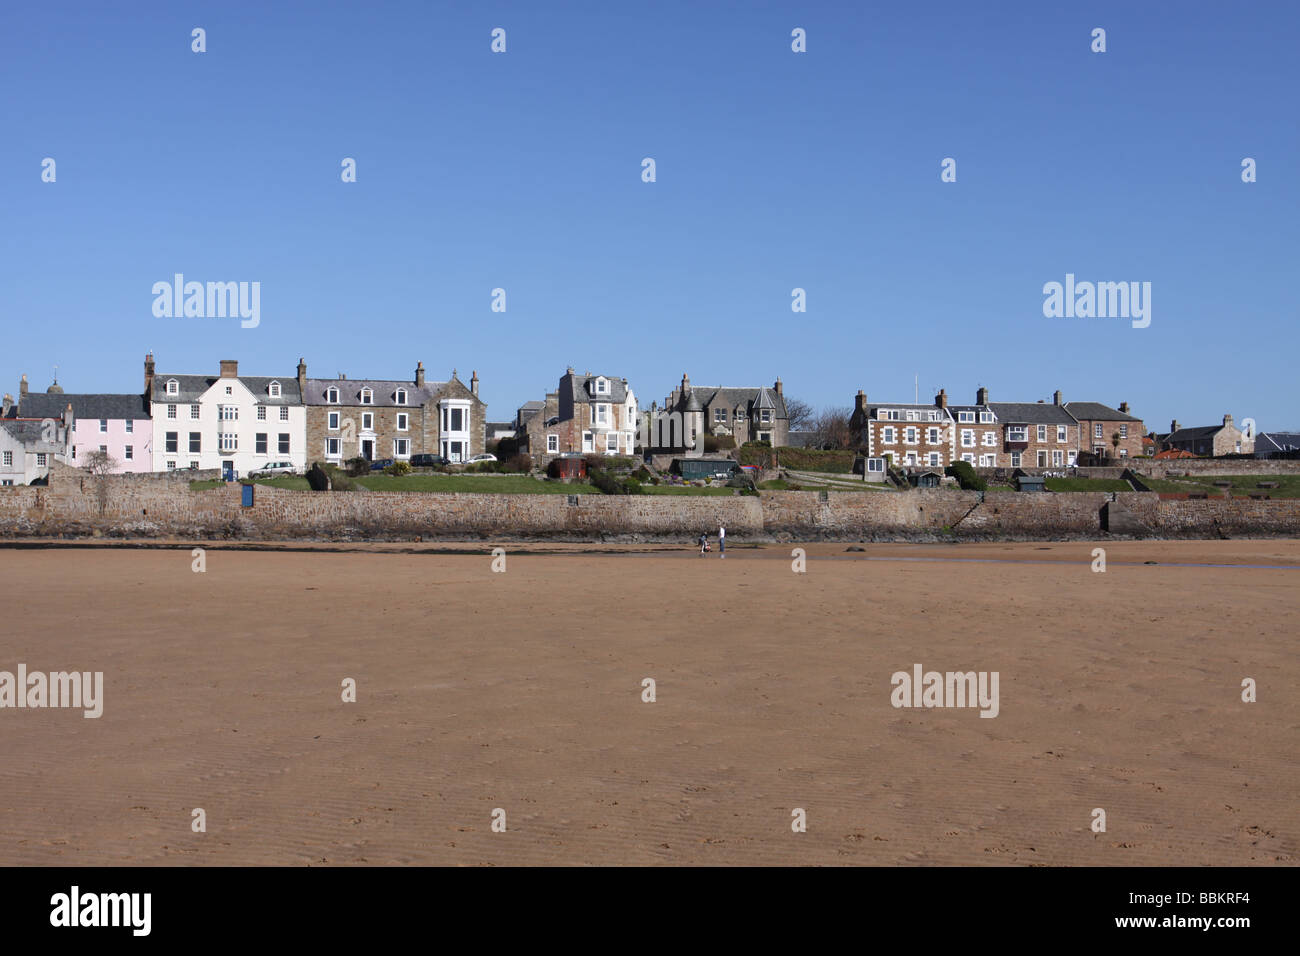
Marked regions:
[252,461,297,476]
[465,454,498,464]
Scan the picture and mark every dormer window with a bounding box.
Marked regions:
[268,381,281,397]
[165,379,179,396]
[360,388,373,405]
[595,378,609,395]
[326,387,339,404]
[395,388,407,406]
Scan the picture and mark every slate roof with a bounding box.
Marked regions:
[684,386,788,418]
[1064,402,1141,422]
[987,402,1077,425]
[302,378,446,407]
[1257,432,1300,455]
[0,419,60,445]
[561,372,629,405]
[947,404,997,420]
[153,374,302,404]
[15,392,150,421]
[1166,425,1222,443]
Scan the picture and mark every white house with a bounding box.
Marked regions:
[146,355,306,478]
[0,408,74,485]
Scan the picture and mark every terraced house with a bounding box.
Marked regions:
[524,368,637,459]
[6,375,152,473]
[948,387,1002,467]
[1064,400,1145,460]
[849,390,954,468]
[989,393,1079,469]
[146,355,306,479]
[301,362,486,465]
[0,404,73,485]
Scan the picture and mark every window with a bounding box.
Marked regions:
[165,432,178,453]
[2,451,10,466]
[595,378,608,394]
[98,418,108,433]
[278,433,290,454]
[1052,450,1063,467]
[396,413,408,431]
[328,412,340,430]
[982,431,997,447]
[360,389,373,405]
[1120,424,1128,438]
[582,431,594,452]
[187,460,197,469]
[961,429,975,447]
[167,404,177,419]
[362,412,373,431]
[220,433,237,452]
[594,403,609,426]
[279,406,289,422]
[394,438,410,457]
[734,408,744,421]
[125,420,133,433]
[166,460,176,470]
[547,435,559,453]
[1007,426,1028,442]
[1037,425,1047,442]
[225,386,232,395]
[961,453,974,464]
[219,405,237,421]
[715,408,727,423]
[256,433,267,454]
[1119,448,1128,458]
[35,451,48,467]
[958,411,975,423]
[443,406,465,432]
[906,411,917,421]
[1010,451,1021,467]
[124,446,133,460]
[188,404,199,420]
[927,427,941,444]
[257,406,266,421]
[867,458,884,473]
[395,389,407,406]
[326,387,339,404]
[979,454,995,467]
[1057,426,1067,443]
[326,438,341,457]
[928,452,941,467]
[1037,450,1048,467]
[905,427,918,444]
[1,480,11,486]
[1094,423,1103,438]
[979,412,994,423]
[189,432,201,453]
[269,382,281,397]
[166,380,178,395]
[606,432,619,453]
[761,410,772,423]
[881,426,895,444]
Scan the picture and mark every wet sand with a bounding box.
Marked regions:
[0,540,1295,865]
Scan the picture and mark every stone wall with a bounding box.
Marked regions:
[1,467,1298,541]
[1125,459,1300,477]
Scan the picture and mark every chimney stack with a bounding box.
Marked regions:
[415,362,425,387]
[1053,389,1062,406]
[1223,413,1233,428]
[774,377,783,397]
[297,358,307,393]
[470,370,479,397]
[1119,401,1129,414]
[854,390,867,414]
[1171,419,1180,433]
[2,393,11,417]
[934,388,948,409]
[219,359,238,378]
[19,374,28,396]
[976,386,988,406]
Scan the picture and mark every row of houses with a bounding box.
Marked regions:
[0,353,1281,484]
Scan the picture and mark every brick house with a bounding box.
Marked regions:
[1158,415,1254,457]
[1064,400,1145,460]
[523,369,637,459]
[849,390,954,468]
[948,387,1002,467]
[652,374,789,454]
[300,361,486,465]
[6,376,152,473]
[988,394,1079,469]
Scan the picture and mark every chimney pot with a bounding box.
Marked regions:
[976,386,988,406]
[19,374,28,396]
[1119,401,1129,414]
[415,362,425,387]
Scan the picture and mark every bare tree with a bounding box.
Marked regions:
[811,406,855,450]
[84,450,118,515]
[784,397,814,432]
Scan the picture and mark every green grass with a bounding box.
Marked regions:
[1139,474,1300,497]
[640,484,736,496]
[355,473,598,494]
[1044,477,1133,492]
[189,476,310,491]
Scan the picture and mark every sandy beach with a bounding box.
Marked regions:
[0,539,1295,865]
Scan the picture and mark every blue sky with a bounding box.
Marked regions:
[2,0,1296,431]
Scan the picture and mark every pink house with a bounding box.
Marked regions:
[3,377,153,473]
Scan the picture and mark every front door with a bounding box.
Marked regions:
[222,460,234,481]
[361,439,374,460]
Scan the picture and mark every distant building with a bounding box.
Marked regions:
[1159,415,1254,457]
[523,368,637,459]
[1064,400,1145,460]
[0,406,73,485]
[850,389,954,469]
[1254,432,1300,459]
[6,376,152,473]
[654,375,789,453]
[988,395,1080,469]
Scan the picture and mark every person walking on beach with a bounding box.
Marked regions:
[718,524,726,558]
[699,531,708,555]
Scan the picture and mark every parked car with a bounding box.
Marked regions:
[410,453,450,467]
[370,458,396,471]
[466,454,498,464]
[251,461,296,476]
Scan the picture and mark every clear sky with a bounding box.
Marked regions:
[2,1,1296,432]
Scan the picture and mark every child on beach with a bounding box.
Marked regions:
[699,532,709,555]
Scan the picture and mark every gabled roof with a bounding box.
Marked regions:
[0,419,61,445]
[1064,401,1141,422]
[689,387,788,418]
[303,378,445,407]
[15,392,150,421]
[1256,432,1300,454]
[561,372,629,405]
[1166,425,1222,442]
[153,374,302,404]
[987,402,1076,425]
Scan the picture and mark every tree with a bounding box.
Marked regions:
[811,406,855,450]
[784,397,814,432]
[84,450,118,515]
[1111,431,1121,458]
